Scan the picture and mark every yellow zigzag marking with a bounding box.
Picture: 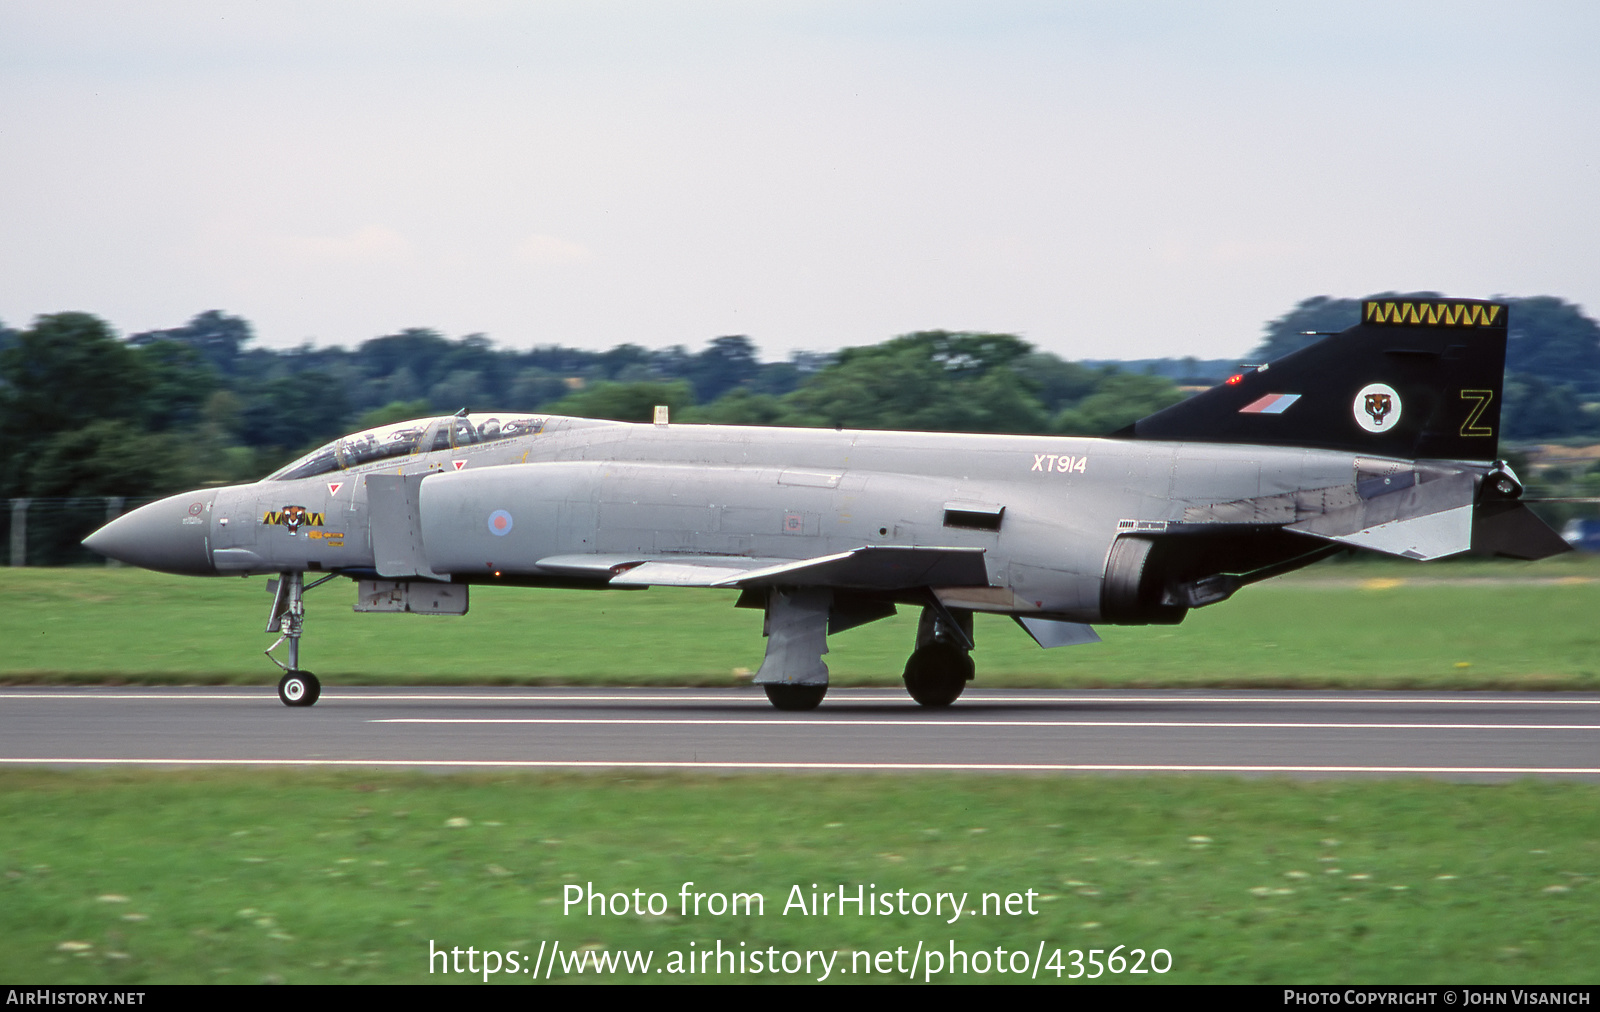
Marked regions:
[1364,301,1501,326]
[262,511,326,526]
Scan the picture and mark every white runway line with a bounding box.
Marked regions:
[4,691,1599,706]
[373,717,1600,730]
[1,757,1597,775]
[0,693,272,700]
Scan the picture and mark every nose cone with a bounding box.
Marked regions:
[83,490,218,575]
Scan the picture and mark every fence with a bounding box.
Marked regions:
[4,497,161,567]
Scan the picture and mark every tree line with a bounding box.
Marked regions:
[2,293,1598,513]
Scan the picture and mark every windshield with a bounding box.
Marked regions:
[269,413,547,481]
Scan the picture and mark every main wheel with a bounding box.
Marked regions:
[763,683,827,711]
[902,642,972,707]
[278,670,321,707]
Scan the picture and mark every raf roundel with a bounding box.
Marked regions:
[1353,383,1402,433]
[487,509,514,537]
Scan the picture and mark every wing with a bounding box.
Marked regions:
[534,545,990,590]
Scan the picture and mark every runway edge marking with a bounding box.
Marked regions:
[2,758,1598,775]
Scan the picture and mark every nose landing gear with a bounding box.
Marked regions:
[266,571,336,707]
[277,669,321,707]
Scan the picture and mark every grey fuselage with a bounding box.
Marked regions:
[116,413,1451,625]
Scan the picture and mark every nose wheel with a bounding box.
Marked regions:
[278,670,321,707]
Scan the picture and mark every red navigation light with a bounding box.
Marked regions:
[1226,374,1244,385]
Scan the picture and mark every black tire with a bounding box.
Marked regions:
[278,670,321,707]
[763,683,827,711]
[902,643,972,707]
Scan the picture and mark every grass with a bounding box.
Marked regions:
[4,559,1597,984]
[1,770,1596,984]
[2,556,1600,689]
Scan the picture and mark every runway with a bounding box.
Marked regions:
[1,686,1597,779]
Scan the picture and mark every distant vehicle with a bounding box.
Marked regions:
[85,298,1567,710]
[1561,518,1600,552]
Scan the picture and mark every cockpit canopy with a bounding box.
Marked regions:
[268,413,546,481]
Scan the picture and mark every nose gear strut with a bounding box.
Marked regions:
[265,571,338,707]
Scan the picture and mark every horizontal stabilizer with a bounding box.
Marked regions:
[1312,505,1474,560]
[1288,471,1476,560]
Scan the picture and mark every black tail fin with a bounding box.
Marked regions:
[1125,298,1507,462]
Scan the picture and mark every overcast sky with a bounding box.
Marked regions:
[2,2,1596,361]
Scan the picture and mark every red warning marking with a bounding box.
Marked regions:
[453,460,467,471]
[327,482,343,496]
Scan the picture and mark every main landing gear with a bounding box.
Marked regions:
[266,571,337,707]
[763,684,828,711]
[752,588,833,711]
[751,592,978,710]
[902,606,975,708]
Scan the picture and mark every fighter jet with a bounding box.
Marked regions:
[84,298,1567,709]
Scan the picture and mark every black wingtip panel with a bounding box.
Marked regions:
[1127,298,1508,462]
